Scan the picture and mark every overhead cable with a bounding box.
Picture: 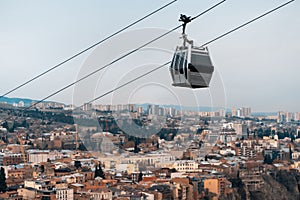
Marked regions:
[0,0,178,99]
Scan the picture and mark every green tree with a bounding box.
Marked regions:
[264,154,273,164]
[0,167,7,192]
[40,165,45,173]
[133,142,140,153]
[74,160,82,169]
[290,133,295,142]
[289,145,293,160]
[95,163,105,179]
[138,171,143,182]
[98,163,105,179]
[94,165,98,179]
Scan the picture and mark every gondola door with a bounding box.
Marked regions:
[170,47,189,87]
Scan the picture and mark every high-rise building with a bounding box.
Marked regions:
[117,104,123,111]
[277,111,286,123]
[233,123,247,138]
[158,107,165,116]
[295,112,300,121]
[168,107,176,116]
[236,108,242,117]
[285,112,294,122]
[129,104,135,112]
[137,106,144,115]
[276,111,294,123]
[242,107,251,117]
[122,104,129,111]
[148,105,159,115]
[82,103,92,111]
[231,107,236,117]
[219,108,226,117]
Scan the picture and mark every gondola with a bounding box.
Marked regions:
[170,15,214,89]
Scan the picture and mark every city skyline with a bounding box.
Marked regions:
[0,95,298,114]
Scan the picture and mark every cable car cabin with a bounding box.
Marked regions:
[170,44,214,89]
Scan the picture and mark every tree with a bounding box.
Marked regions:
[138,171,143,182]
[78,143,87,151]
[94,165,98,179]
[98,163,105,179]
[290,133,295,142]
[74,160,82,169]
[1,122,8,131]
[21,120,28,128]
[199,140,204,148]
[94,163,105,179]
[133,142,140,153]
[40,165,45,173]
[264,154,273,164]
[289,145,293,160]
[205,155,208,161]
[0,167,7,192]
[170,168,177,173]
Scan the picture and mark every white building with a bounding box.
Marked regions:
[56,188,74,200]
[18,101,25,107]
[24,180,44,190]
[27,150,50,164]
[123,153,175,166]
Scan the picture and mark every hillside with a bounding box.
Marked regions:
[221,170,300,200]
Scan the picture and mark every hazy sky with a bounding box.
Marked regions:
[0,0,299,112]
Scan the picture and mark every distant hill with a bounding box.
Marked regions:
[0,98,226,112]
[136,103,227,112]
[0,97,38,107]
[0,97,62,107]
[252,112,277,117]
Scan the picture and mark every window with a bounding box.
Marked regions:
[174,54,181,73]
[171,54,176,69]
[179,51,186,74]
[191,53,212,67]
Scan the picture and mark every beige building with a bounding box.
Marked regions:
[115,163,138,175]
[172,160,199,172]
[17,188,36,200]
[204,178,226,199]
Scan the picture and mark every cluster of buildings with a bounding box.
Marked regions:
[231,107,252,118]
[277,111,300,123]
[0,103,300,199]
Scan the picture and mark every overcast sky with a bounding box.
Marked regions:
[0,0,299,112]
